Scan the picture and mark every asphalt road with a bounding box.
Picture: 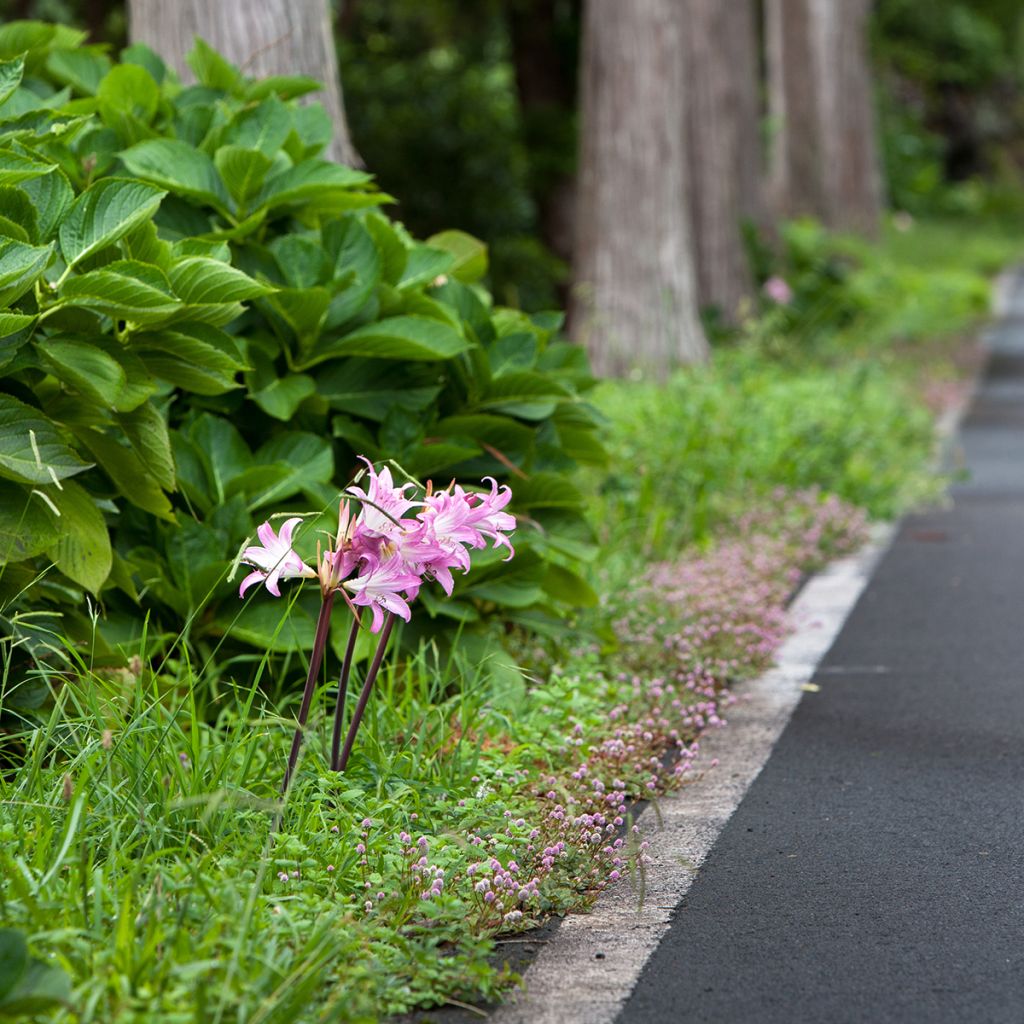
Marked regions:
[617,282,1024,1023]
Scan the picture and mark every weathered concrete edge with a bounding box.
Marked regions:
[489,523,896,1024]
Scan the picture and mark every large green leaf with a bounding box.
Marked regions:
[508,471,585,510]
[45,47,110,95]
[59,177,166,268]
[187,38,242,93]
[0,395,91,485]
[317,360,441,422]
[0,954,72,1016]
[45,478,112,593]
[0,238,52,305]
[215,145,273,208]
[60,259,182,323]
[0,481,58,563]
[35,336,127,407]
[303,315,469,366]
[97,62,159,130]
[221,94,291,156]
[323,216,380,328]
[19,167,73,240]
[117,400,175,491]
[120,139,230,214]
[237,432,334,509]
[168,257,270,305]
[135,322,247,394]
[479,371,570,420]
[0,149,56,187]
[255,159,372,211]
[426,229,488,284]
[79,429,174,520]
[249,374,316,421]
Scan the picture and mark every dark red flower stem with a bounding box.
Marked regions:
[281,591,335,793]
[329,610,362,771]
[336,612,395,773]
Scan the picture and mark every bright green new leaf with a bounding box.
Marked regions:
[244,74,321,102]
[59,177,166,268]
[214,145,273,207]
[187,37,242,93]
[0,56,24,107]
[0,394,92,485]
[426,229,488,284]
[97,62,159,124]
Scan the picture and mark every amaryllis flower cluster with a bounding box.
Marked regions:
[236,458,516,787]
[239,458,515,633]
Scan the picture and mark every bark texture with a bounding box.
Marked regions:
[684,0,761,322]
[572,0,707,375]
[128,0,360,167]
[766,0,882,234]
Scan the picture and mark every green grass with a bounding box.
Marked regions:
[1,213,1016,1022]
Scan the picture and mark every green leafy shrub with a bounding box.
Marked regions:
[594,349,937,554]
[0,23,603,673]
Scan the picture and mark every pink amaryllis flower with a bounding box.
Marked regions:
[239,517,315,597]
[345,458,419,540]
[463,478,515,558]
[343,552,422,632]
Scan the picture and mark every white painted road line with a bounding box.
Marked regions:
[489,523,896,1024]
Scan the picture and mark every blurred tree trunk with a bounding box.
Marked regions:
[766,0,881,234]
[766,0,826,222]
[572,0,707,375]
[128,0,361,167]
[684,0,761,323]
[507,0,578,267]
[813,0,883,235]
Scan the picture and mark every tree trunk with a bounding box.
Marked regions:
[571,0,707,375]
[684,0,761,323]
[812,0,883,235]
[766,0,826,222]
[128,0,360,167]
[766,0,882,234]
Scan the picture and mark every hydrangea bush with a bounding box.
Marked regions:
[0,23,604,683]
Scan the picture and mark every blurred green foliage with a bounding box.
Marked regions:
[873,0,1024,212]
